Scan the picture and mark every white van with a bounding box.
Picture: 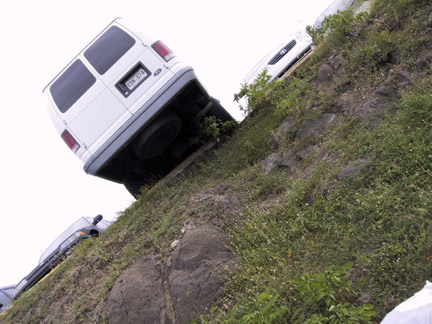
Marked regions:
[44,18,232,197]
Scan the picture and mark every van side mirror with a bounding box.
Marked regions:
[93,214,103,225]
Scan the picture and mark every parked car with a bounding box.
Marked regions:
[0,285,15,313]
[243,29,314,86]
[13,215,110,298]
[313,0,355,30]
[243,0,355,86]
[43,18,233,197]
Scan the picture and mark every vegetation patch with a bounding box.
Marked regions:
[3,0,432,323]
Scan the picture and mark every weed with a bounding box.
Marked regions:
[297,263,376,323]
[234,71,272,115]
[4,0,432,323]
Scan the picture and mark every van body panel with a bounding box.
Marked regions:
[68,88,132,153]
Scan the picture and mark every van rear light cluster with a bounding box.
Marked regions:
[61,129,80,153]
[152,41,175,62]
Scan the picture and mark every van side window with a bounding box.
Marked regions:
[84,26,136,75]
[50,59,96,113]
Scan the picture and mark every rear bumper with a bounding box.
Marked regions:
[84,66,206,178]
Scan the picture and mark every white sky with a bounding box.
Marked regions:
[0,0,336,288]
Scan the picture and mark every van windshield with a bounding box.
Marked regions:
[84,26,136,75]
[50,59,96,113]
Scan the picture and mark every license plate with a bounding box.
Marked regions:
[116,63,151,97]
[125,67,148,91]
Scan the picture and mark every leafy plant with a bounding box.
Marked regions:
[363,30,394,62]
[306,10,367,46]
[191,116,238,145]
[198,292,288,324]
[234,70,273,115]
[297,263,376,323]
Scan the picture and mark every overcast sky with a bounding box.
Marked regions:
[0,0,336,288]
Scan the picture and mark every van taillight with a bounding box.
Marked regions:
[152,41,175,62]
[61,130,80,153]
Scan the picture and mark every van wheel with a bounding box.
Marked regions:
[132,111,182,160]
[209,98,233,122]
[123,173,147,198]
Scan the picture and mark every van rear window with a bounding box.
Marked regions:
[84,26,136,75]
[50,59,96,113]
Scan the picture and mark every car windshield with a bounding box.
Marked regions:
[0,291,11,309]
[39,217,92,264]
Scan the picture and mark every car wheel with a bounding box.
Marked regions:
[209,98,233,122]
[132,111,182,160]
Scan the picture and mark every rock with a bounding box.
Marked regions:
[355,97,388,120]
[296,113,338,139]
[335,91,355,113]
[107,225,235,324]
[375,70,411,99]
[297,145,318,160]
[386,70,411,87]
[107,257,169,324]
[337,157,370,181]
[261,153,283,174]
[375,84,399,98]
[281,150,301,173]
[274,116,295,137]
[417,54,432,70]
[272,116,296,146]
[188,187,241,219]
[169,225,235,324]
[317,63,334,83]
[328,54,346,71]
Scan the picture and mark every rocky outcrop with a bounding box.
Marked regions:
[107,224,236,324]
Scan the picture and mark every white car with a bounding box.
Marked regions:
[44,18,232,197]
[243,0,355,86]
[313,0,355,30]
[243,29,314,85]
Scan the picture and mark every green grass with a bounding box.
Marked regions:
[2,0,432,323]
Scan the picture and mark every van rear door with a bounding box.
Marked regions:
[84,24,175,115]
[49,58,132,155]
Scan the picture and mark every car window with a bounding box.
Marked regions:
[84,26,136,75]
[50,59,96,113]
[39,217,92,264]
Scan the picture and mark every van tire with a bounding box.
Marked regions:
[209,99,233,122]
[132,111,182,160]
[123,173,147,198]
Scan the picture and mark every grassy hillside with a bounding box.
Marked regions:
[2,0,432,322]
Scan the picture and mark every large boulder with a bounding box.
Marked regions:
[107,257,169,324]
[107,224,235,324]
[169,224,234,323]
